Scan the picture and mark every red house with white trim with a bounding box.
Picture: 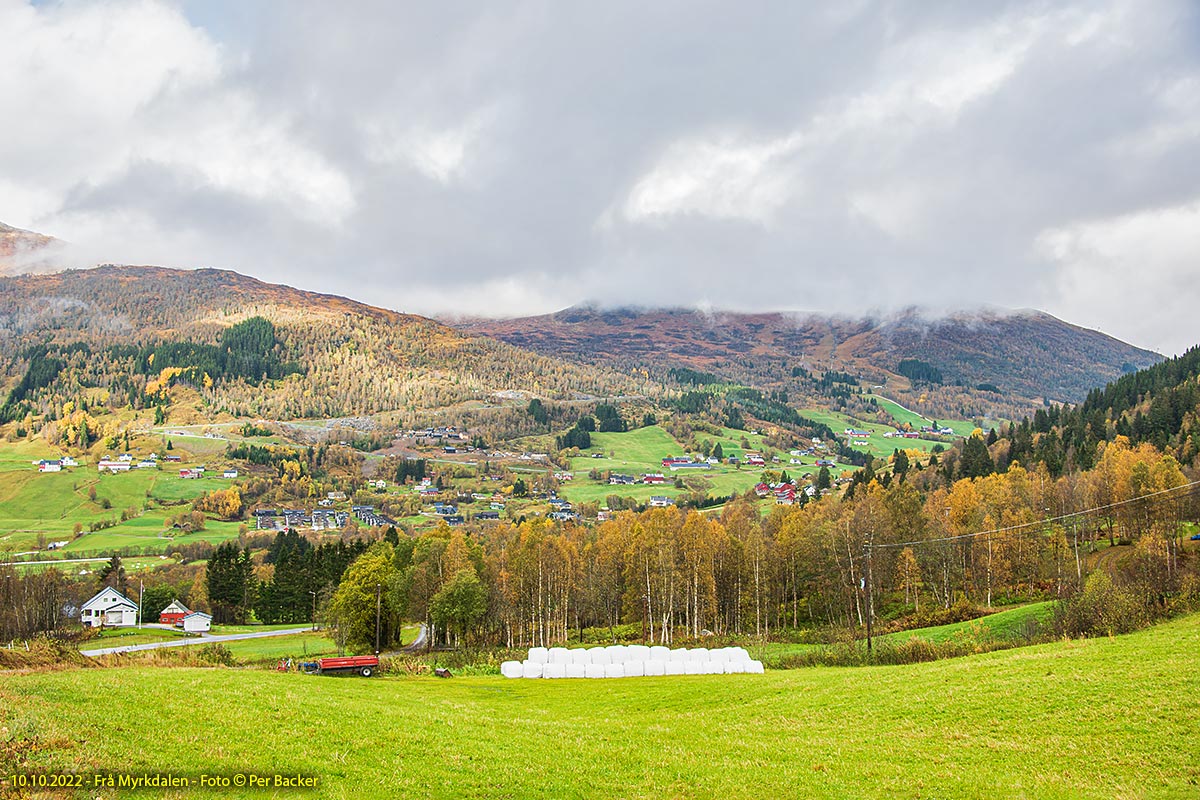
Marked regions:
[159,600,190,625]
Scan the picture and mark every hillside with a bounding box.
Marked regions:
[0,221,57,274]
[458,306,1162,416]
[0,266,651,425]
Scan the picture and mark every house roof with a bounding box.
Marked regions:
[183,611,212,620]
[82,586,138,611]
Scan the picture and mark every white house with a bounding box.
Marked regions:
[182,611,212,633]
[223,469,238,479]
[80,587,139,628]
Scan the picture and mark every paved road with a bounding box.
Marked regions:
[81,626,312,657]
[403,622,429,653]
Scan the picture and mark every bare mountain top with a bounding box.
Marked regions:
[457,305,1162,407]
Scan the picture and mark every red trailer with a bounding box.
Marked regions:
[306,655,380,677]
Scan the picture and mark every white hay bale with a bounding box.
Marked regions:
[543,663,567,679]
[668,648,690,662]
[722,660,744,674]
[527,647,549,664]
[627,644,651,662]
[708,647,731,662]
[687,648,709,662]
[500,660,523,679]
[604,663,626,678]
[746,660,765,674]
[650,645,671,661]
[522,661,544,679]
[548,647,570,664]
[665,661,686,676]
[569,649,590,665]
[588,648,611,665]
[684,661,703,675]
[565,663,586,679]
[731,647,750,660]
[585,663,606,679]
[606,645,628,663]
[624,660,646,677]
[644,660,666,676]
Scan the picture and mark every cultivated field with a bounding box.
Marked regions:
[5,613,1198,798]
[0,461,239,556]
[563,425,775,505]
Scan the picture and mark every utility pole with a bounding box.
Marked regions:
[374,582,382,655]
[138,580,144,629]
[309,590,317,632]
[864,533,874,657]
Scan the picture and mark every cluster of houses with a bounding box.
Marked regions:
[91,452,204,474]
[354,505,399,527]
[80,587,211,632]
[662,456,715,471]
[405,425,467,441]
[921,425,957,436]
[253,508,351,531]
[754,481,818,505]
[33,456,79,472]
[548,495,578,521]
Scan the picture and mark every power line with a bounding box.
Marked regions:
[874,477,1200,551]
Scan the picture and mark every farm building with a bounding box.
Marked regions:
[223,469,238,478]
[159,600,190,625]
[37,460,63,472]
[649,496,675,507]
[80,587,138,628]
[182,611,212,633]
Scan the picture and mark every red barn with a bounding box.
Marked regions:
[159,600,190,625]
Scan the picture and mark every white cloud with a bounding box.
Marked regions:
[363,105,500,185]
[621,132,803,225]
[0,0,353,232]
[1036,201,1200,354]
[0,0,1197,355]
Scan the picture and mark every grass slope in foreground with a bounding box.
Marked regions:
[5,614,1200,798]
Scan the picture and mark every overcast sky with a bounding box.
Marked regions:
[2,1,1198,354]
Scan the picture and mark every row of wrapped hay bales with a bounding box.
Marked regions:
[502,645,765,678]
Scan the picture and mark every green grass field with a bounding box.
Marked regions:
[563,426,769,506]
[4,613,1199,798]
[0,462,240,555]
[800,404,971,463]
[758,602,1057,662]
[885,601,1057,644]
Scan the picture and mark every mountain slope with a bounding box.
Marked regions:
[457,306,1162,411]
[0,221,58,274]
[0,266,650,423]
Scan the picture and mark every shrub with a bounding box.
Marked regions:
[1054,571,1147,638]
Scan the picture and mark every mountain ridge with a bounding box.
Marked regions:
[455,304,1162,413]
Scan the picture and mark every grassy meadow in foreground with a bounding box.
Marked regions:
[4,613,1199,799]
